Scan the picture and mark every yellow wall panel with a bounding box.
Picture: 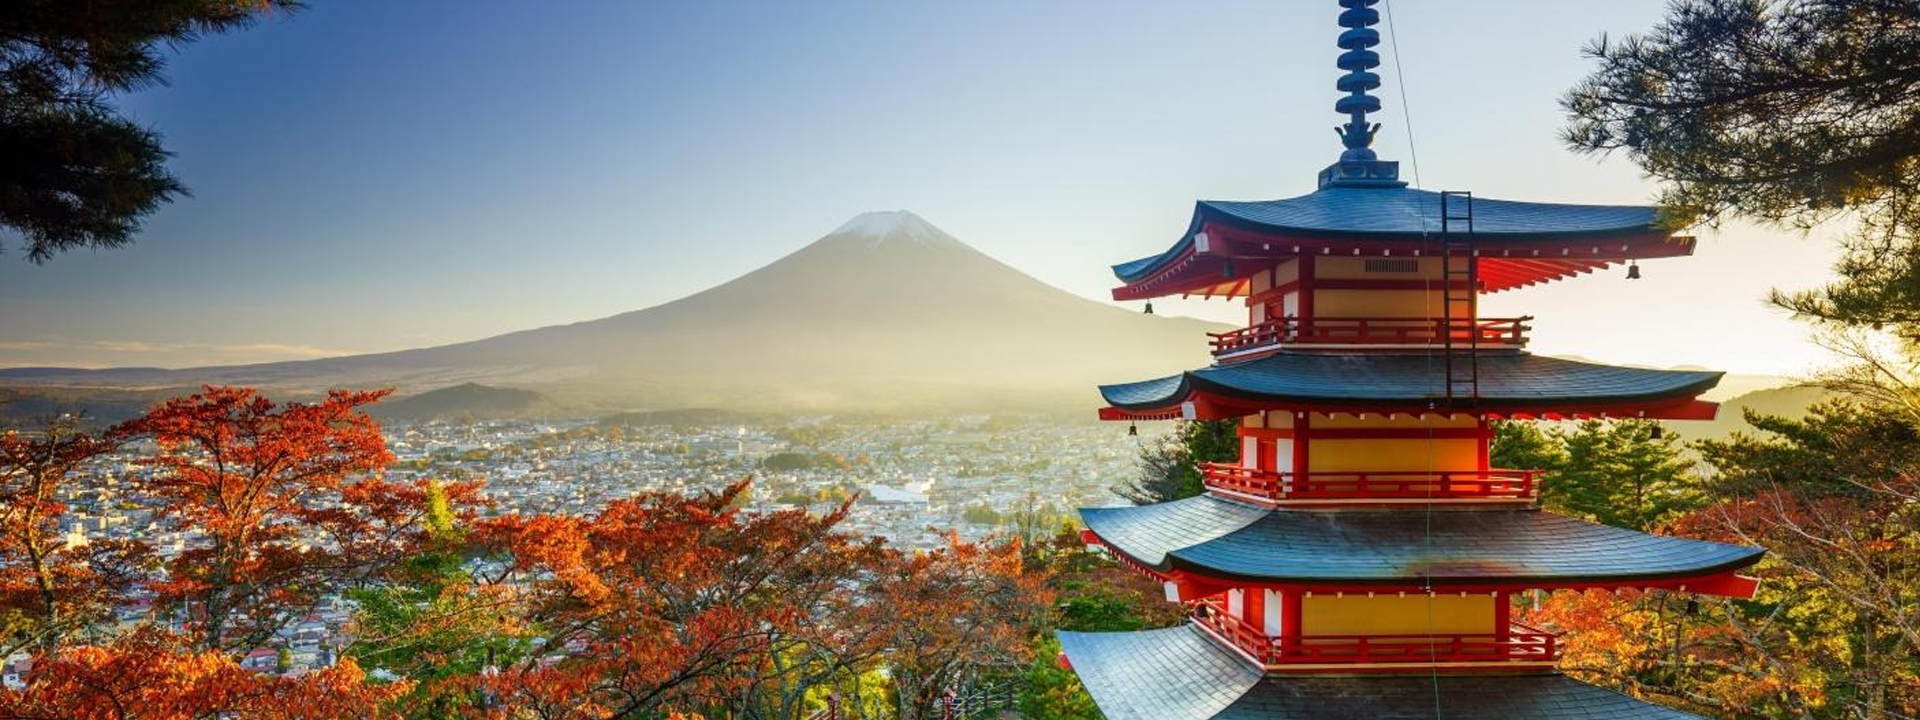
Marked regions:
[1313,289,1446,317]
[1307,438,1479,473]
[1300,593,1495,636]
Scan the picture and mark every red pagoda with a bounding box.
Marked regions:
[1056,2,1765,718]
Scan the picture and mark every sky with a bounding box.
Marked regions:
[0,0,1842,377]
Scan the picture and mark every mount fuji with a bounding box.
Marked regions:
[0,212,1224,414]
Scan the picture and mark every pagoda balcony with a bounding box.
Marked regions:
[1208,316,1531,358]
[1192,598,1560,669]
[1200,462,1541,504]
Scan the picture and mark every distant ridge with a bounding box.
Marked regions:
[370,382,557,422]
[0,212,1224,416]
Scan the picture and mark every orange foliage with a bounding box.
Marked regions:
[870,536,1051,720]
[0,628,407,720]
[0,418,148,653]
[125,386,471,653]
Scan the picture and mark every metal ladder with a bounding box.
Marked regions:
[1439,191,1479,407]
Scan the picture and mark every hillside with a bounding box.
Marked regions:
[369,382,558,422]
[1668,384,1832,442]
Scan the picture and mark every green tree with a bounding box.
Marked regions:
[1547,420,1697,531]
[1563,0,1920,339]
[1112,419,1238,505]
[1017,531,1185,720]
[1489,420,1567,473]
[3,0,300,262]
[346,482,526,719]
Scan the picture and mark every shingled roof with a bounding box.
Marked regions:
[1112,187,1663,284]
[1099,353,1721,413]
[1059,626,1711,720]
[1081,496,1763,585]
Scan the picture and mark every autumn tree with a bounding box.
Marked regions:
[126,386,448,655]
[1536,403,1920,719]
[0,415,148,653]
[2,0,301,262]
[477,480,892,720]
[1687,402,1920,718]
[873,538,1050,720]
[0,626,407,720]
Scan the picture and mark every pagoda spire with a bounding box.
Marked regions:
[1320,0,1406,188]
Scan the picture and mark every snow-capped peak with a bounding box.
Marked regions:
[829,210,958,248]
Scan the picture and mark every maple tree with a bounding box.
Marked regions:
[124,386,456,655]
[474,480,894,719]
[0,626,407,720]
[1531,402,1920,719]
[0,415,148,654]
[0,386,1073,719]
[872,538,1050,720]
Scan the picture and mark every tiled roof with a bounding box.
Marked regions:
[1061,626,1711,720]
[1059,626,1261,720]
[1098,353,1722,411]
[1081,496,1763,585]
[1113,187,1661,283]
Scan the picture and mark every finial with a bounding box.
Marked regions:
[1319,0,1405,188]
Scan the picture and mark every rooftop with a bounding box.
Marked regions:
[1059,626,1712,720]
[1080,496,1763,587]
[1098,353,1722,419]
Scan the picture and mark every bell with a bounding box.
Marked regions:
[1222,259,1236,278]
[1685,599,1699,616]
[1649,424,1665,440]
[1127,423,1138,437]
[1626,261,1641,280]
[1144,302,1154,315]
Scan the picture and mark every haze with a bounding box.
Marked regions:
[0,0,1838,377]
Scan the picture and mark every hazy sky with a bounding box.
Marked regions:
[0,0,1841,376]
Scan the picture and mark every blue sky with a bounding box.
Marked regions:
[0,0,1839,375]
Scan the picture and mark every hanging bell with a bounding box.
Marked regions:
[1685,599,1700,616]
[1626,260,1642,280]
[1127,423,1139,437]
[1649,424,1665,440]
[1222,259,1236,278]
[1144,302,1154,315]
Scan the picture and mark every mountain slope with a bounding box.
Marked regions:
[0,212,1224,412]
[369,383,558,421]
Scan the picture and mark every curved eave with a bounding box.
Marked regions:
[1060,627,1711,720]
[1098,354,1723,420]
[1112,193,1693,302]
[1080,497,1765,590]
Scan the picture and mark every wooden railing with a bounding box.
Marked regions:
[1201,463,1540,502]
[1209,316,1531,356]
[1191,597,1559,666]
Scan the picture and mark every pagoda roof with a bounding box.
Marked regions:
[1099,353,1721,419]
[1059,626,1709,720]
[1109,187,1693,301]
[1081,496,1762,587]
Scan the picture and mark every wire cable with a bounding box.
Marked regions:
[1383,0,1423,188]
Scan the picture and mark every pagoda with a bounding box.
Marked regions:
[1056,3,1765,718]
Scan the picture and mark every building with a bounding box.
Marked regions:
[1056,2,1767,718]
